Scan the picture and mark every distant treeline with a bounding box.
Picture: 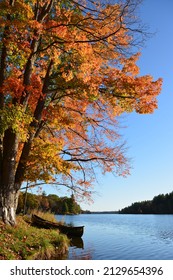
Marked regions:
[120,191,173,214]
[17,191,81,215]
[82,210,118,214]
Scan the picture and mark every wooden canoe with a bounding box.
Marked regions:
[31,214,84,237]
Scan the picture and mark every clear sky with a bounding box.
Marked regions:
[41,0,173,211]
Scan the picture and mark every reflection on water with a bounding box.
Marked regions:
[69,236,93,260]
[70,237,84,249]
[69,248,93,260]
[56,214,173,260]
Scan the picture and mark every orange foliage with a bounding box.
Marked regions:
[0,0,162,200]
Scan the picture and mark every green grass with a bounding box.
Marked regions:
[0,216,69,260]
[31,210,59,223]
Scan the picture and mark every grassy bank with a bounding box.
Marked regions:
[0,215,69,260]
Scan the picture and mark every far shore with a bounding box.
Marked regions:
[81,211,119,214]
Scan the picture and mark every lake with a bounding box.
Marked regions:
[55,214,173,260]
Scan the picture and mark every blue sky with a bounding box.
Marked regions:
[81,0,173,211]
[40,0,173,211]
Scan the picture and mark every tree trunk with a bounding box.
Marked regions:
[0,187,19,226]
[0,129,20,225]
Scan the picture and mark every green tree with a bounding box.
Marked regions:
[47,194,60,213]
[62,202,69,214]
[23,192,39,212]
[120,191,173,214]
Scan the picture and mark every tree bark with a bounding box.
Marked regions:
[0,129,20,225]
[0,187,19,226]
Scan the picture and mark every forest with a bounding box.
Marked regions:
[120,191,173,214]
[17,192,81,215]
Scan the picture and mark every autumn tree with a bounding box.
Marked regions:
[0,0,162,225]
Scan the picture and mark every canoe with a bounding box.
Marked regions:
[31,214,84,237]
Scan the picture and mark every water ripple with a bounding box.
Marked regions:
[56,214,173,260]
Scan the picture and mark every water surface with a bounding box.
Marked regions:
[55,214,173,260]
